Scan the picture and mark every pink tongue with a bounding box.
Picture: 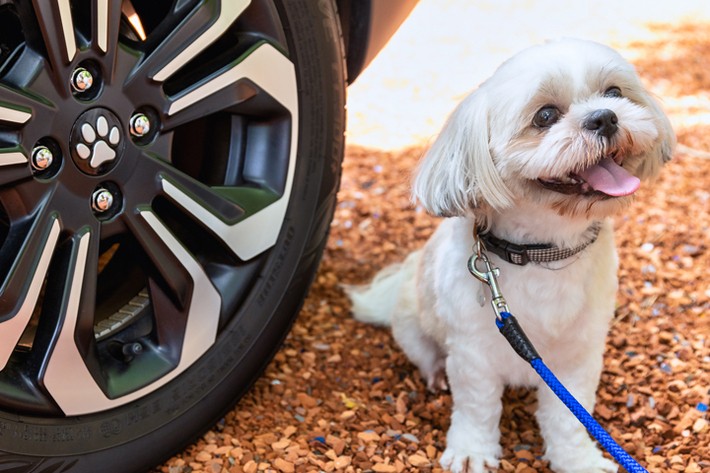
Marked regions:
[577,157,640,196]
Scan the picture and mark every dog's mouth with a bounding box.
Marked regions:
[537,152,640,197]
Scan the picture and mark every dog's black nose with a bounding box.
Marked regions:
[583,109,618,138]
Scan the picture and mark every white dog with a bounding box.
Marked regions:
[346,39,674,473]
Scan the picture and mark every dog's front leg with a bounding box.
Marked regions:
[440,344,503,473]
[535,362,618,473]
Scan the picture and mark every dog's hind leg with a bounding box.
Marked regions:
[392,309,448,391]
[346,249,447,391]
[390,261,448,392]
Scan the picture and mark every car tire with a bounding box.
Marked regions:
[0,1,345,472]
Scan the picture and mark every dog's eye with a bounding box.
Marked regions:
[603,86,622,98]
[533,106,561,128]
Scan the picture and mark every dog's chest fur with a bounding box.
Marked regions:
[417,216,618,386]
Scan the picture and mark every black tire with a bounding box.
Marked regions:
[0,1,345,472]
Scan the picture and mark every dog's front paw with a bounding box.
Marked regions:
[440,445,499,473]
[566,455,618,473]
[546,447,618,473]
[593,457,619,473]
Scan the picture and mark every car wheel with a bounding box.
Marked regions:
[0,0,344,471]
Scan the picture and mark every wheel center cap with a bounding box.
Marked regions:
[70,108,126,175]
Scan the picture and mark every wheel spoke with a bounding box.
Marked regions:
[122,210,193,309]
[0,215,60,370]
[150,156,245,222]
[92,0,122,77]
[160,43,298,261]
[165,43,295,121]
[93,0,110,53]
[159,173,282,261]
[0,148,28,171]
[29,0,76,72]
[0,66,57,108]
[0,86,53,183]
[145,0,251,83]
[0,103,31,125]
[137,210,221,354]
[0,80,56,130]
[163,77,257,130]
[0,162,31,189]
[40,230,102,416]
[42,214,221,416]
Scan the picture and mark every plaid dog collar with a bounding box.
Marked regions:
[477,223,601,266]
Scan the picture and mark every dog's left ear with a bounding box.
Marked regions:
[636,93,676,179]
[412,89,514,217]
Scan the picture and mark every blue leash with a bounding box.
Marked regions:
[468,250,647,473]
[497,311,646,472]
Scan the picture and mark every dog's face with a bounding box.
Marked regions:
[414,39,675,219]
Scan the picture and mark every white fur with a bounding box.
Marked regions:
[347,39,674,473]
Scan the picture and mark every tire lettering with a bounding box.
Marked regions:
[256,225,295,306]
[100,419,121,438]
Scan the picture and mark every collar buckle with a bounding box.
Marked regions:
[479,233,552,266]
[497,241,534,265]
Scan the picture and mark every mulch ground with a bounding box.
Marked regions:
[155,23,709,473]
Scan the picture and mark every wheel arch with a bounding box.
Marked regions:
[336,0,417,84]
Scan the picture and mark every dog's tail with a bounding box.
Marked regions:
[343,250,421,326]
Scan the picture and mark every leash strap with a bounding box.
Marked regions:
[497,312,647,473]
[469,252,648,473]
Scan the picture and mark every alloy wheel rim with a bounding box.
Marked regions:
[0,0,298,416]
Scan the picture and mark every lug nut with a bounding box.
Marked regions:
[91,188,114,213]
[71,67,94,92]
[129,113,151,137]
[31,146,54,171]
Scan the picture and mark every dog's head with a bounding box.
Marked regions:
[413,38,675,220]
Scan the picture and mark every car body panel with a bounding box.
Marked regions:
[337,0,418,83]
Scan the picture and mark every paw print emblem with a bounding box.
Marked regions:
[70,108,125,176]
[75,115,121,169]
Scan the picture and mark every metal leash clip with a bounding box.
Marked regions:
[467,240,510,321]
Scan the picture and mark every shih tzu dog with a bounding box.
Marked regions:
[346,39,674,473]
